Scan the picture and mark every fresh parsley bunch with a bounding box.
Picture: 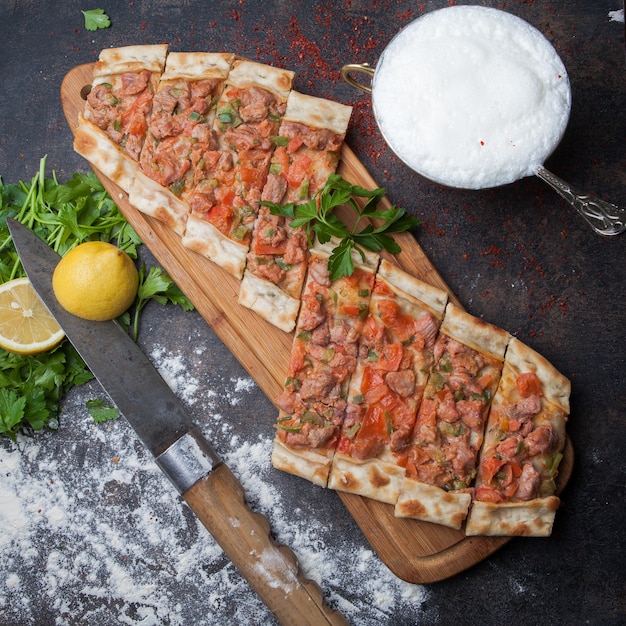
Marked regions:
[0,157,193,438]
[264,174,420,280]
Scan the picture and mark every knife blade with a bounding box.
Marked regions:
[7,218,347,626]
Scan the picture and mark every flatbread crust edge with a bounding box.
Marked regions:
[328,453,406,505]
[238,272,300,333]
[271,437,334,488]
[129,171,190,236]
[92,44,168,83]
[395,479,472,530]
[160,51,234,81]
[465,497,560,537]
[225,59,295,100]
[440,302,511,359]
[182,214,248,278]
[283,90,353,135]
[73,114,138,194]
[505,336,571,414]
[377,259,448,319]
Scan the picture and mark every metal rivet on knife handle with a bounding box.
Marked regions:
[183,463,349,626]
[155,428,221,495]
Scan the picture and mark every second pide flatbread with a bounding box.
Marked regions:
[395,303,511,529]
[181,60,295,278]
[271,239,379,486]
[74,44,168,193]
[328,260,448,504]
[240,91,353,332]
[465,337,570,536]
[129,52,234,235]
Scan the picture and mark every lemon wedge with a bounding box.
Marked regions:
[0,277,65,355]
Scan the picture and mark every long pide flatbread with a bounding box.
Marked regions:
[76,44,168,193]
[328,260,448,504]
[271,239,379,486]
[465,337,570,536]
[181,60,295,278]
[129,52,234,235]
[240,91,353,331]
[395,304,511,529]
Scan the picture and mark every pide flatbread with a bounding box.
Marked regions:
[130,52,234,234]
[271,239,379,485]
[465,337,570,536]
[395,303,510,528]
[239,91,353,331]
[180,60,295,277]
[80,44,168,164]
[328,260,448,503]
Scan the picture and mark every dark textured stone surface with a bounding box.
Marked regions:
[1,1,624,624]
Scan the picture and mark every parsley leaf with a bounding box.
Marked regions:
[86,398,119,423]
[264,173,420,280]
[82,9,111,31]
[129,264,195,341]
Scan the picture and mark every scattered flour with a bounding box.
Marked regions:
[0,344,429,625]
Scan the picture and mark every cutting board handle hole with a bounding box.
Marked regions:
[80,84,92,100]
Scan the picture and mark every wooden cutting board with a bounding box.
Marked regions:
[60,63,574,584]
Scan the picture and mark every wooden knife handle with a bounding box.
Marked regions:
[183,463,348,626]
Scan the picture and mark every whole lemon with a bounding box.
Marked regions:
[52,241,139,321]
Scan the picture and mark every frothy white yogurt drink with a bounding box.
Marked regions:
[372,6,571,189]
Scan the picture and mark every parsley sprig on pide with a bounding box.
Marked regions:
[263,174,420,280]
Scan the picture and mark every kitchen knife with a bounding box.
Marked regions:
[7,218,347,626]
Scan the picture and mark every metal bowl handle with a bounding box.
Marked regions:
[340,63,375,94]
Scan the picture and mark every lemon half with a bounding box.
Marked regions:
[0,277,65,355]
[52,241,138,322]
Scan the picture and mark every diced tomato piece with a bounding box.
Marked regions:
[373,279,394,297]
[364,384,390,405]
[475,486,505,503]
[288,340,307,373]
[361,366,385,393]
[342,303,361,317]
[481,455,505,484]
[336,435,351,454]
[207,204,233,235]
[122,90,152,132]
[356,405,389,443]
[238,166,265,187]
[377,298,400,325]
[286,153,312,188]
[377,342,403,372]
[273,146,290,174]
[127,112,147,136]
[516,372,543,397]
[499,461,523,487]
[254,241,287,256]
[287,136,304,153]
[215,186,235,206]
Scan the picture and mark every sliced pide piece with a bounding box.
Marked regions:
[239,91,353,332]
[74,44,168,192]
[465,337,570,536]
[328,260,448,504]
[271,239,379,486]
[395,303,510,529]
[181,60,295,278]
[129,52,234,235]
